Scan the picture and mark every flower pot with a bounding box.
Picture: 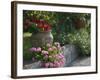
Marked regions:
[31,30,53,47]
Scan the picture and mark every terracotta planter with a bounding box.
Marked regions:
[31,30,53,47]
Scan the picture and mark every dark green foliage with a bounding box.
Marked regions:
[28,24,39,33]
[23,33,32,60]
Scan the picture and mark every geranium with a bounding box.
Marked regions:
[29,42,65,68]
[36,47,41,52]
[29,47,36,52]
[24,18,51,33]
[48,47,53,51]
[42,50,49,55]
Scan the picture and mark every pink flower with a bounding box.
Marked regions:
[54,61,58,64]
[53,63,57,68]
[44,63,49,68]
[58,54,64,59]
[61,58,65,62]
[60,60,65,66]
[44,55,48,59]
[54,61,60,67]
[42,50,48,55]
[57,62,60,67]
[49,62,54,67]
[48,48,53,51]
[59,61,64,67]
[53,62,58,67]
[29,47,36,52]
[57,46,62,50]
[36,47,41,52]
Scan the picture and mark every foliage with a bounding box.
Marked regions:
[65,28,91,56]
[23,33,32,60]
[29,42,65,68]
[23,10,91,57]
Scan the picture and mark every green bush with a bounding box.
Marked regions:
[23,33,33,60]
[66,28,90,56]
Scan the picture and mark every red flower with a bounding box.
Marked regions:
[32,20,40,24]
[43,24,51,31]
[30,18,51,32]
[37,23,44,28]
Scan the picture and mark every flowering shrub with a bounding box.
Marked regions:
[24,19,51,33]
[29,42,65,68]
[66,28,90,56]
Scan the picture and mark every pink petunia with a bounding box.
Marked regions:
[58,54,64,59]
[53,63,56,68]
[44,62,49,68]
[36,47,41,52]
[53,63,58,67]
[44,55,48,59]
[54,61,60,67]
[48,48,53,51]
[42,50,49,55]
[49,62,54,67]
[57,46,62,50]
[29,47,36,52]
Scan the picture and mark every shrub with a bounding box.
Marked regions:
[29,42,65,68]
[23,33,32,60]
[66,28,90,56]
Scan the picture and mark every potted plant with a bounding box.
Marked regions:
[24,18,53,47]
[29,42,65,68]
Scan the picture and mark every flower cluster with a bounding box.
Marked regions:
[24,19,51,32]
[32,19,51,32]
[29,42,65,68]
